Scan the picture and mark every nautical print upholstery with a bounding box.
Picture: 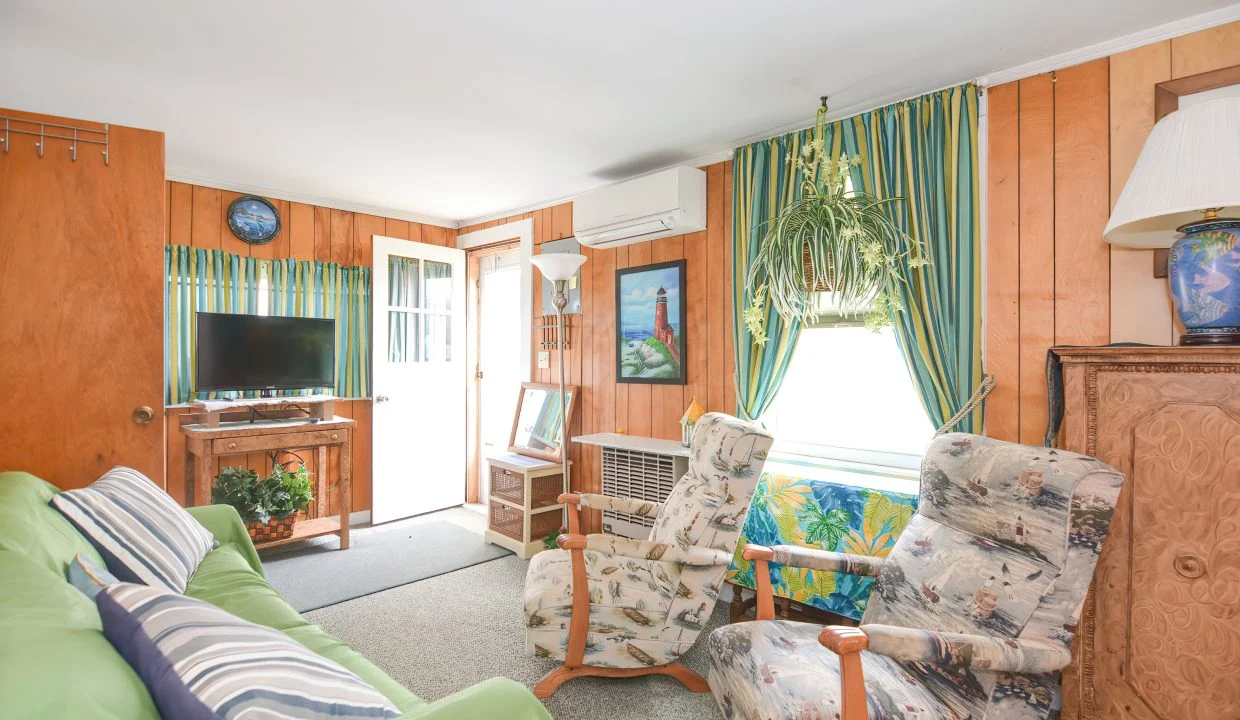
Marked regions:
[708,433,1125,719]
[524,413,774,669]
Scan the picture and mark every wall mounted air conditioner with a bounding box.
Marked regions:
[599,446,688,539]
[574,166,706,249]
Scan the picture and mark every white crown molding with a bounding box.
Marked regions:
[456,148,733,228]
[165,165,459,229]
[979,4,1240,87]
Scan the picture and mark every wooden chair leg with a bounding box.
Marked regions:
[534,662,709,699]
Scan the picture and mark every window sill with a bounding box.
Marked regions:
[764,451,920,497]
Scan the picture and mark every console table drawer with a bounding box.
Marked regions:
[212,429,346,455]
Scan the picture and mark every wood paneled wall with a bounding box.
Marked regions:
[458,161,737,532]
[985,60,1112,445]
[985,20,1240,445]
[163,181,455,514]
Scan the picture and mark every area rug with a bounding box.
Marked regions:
[262,521,511,611]
[305,555,726,720]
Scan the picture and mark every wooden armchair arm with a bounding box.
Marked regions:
[819,626,870,720]
[741,543,884,621]
[557,533,731,566]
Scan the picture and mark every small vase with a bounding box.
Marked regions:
[1168,220,1240,345]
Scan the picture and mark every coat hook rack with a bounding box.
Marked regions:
[1,116,110,166]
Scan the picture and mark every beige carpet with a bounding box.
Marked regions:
[305,555,725,720]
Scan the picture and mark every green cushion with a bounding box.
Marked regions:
[0,471,106,576]
[185,508,425,715]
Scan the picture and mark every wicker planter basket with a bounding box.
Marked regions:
[246,515,297,543]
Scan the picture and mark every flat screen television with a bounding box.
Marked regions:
[196,312,335,393]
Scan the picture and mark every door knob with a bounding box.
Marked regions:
[375,395,390,403]
[132,406,154,424]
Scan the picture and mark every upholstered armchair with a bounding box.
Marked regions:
[707,433,1126,720]
[524,413,774,698]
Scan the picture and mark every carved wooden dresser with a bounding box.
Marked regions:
[1054,347,1240,720]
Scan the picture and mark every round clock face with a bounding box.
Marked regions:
[227,195,281,245]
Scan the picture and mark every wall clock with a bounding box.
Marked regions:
[226,195,281,245]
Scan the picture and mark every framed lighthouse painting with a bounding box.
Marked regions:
[616,260,686,385]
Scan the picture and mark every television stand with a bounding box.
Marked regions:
[188,394,337,428]
[178,401,352,551]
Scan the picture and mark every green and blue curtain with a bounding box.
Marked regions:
[164,246,370,404]
[732,83,982,431]
[842,84,983,432]
[732,122,846,421]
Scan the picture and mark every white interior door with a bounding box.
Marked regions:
[372,236,466,524]
[477,249,523,500]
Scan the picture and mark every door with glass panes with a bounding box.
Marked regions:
[372,236,466,523]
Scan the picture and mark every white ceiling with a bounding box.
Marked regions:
[2,1,1237,226]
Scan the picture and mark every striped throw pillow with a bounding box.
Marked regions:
[98,583,401,720]
[50,466,215,592]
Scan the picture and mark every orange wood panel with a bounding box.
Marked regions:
[165,407,189,503]
[408,221,424,243]
[1017,74,1056,446]
[705,162,729,414]
[1109,42,1175,346]
[313,206,331,262]
[1053,59,1111,347]
[0,110,166,489]
[984,81,1021,443]
[650,234,685,440]
[351,400,373,513]
[329,209,354,266]
[353,214,384,267]
[550,203,572,241]
[288,202,315,261]
[1170,20,1240,78]
[384,218,411,241]
[613,245,630,432]
[591,245,617,438]
[169,182,193,247]
[191,186,222,249]
[269,199,293,259]
[683,228,709,420]
[624,241,653,438]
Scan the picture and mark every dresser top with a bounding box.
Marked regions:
[1053,345,1240,364]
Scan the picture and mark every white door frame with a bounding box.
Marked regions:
[457,218,533,382]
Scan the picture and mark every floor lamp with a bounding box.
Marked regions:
[529,252,587,497]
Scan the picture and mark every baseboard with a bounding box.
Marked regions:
[348,510,371,527]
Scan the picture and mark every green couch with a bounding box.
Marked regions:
[0,471,550,720]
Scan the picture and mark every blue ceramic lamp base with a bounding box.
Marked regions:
[1169,218,1240,346]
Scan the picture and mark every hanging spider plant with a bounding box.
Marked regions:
[743,100,928,343]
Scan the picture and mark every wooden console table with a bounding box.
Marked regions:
[179,407,353,551]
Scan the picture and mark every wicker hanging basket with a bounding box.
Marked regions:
[802,246,835,292]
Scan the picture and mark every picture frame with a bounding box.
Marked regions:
[508,381,580,463]
[226,195,282,245]
[615,259,687,385]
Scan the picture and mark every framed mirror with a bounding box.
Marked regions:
[509,381,579,463]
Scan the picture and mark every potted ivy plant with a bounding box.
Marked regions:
[743,99,928,342]
[212,461,313,543]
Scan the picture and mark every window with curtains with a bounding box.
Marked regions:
[164,246,370,404]
[760,303,934,471]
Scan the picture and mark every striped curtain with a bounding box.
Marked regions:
[165,246,371,404]
[840,84,983,432]
[732,120,846,421]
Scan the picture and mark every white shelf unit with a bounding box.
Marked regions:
[482,452,569,559]
[573,433,689,540]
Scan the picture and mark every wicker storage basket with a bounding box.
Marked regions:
[247,515,296,543]
[488,500,561,542]
[490,465,562,508]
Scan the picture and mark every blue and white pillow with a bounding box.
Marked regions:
[50,466,215,592]
[68,552,119,599]
[97,582,401,720]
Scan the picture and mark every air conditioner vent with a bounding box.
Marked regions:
[599,446,688,539]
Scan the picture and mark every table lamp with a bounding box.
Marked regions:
[530,251,587,494]
[1105,96,1240,345]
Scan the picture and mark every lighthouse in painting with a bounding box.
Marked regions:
[653,287,680,364]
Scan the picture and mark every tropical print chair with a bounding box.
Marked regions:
[524,413,774,698]
[707,433,1125,720]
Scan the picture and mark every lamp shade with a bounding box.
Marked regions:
[1105,97,1240,248]
[530,252,587,282]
